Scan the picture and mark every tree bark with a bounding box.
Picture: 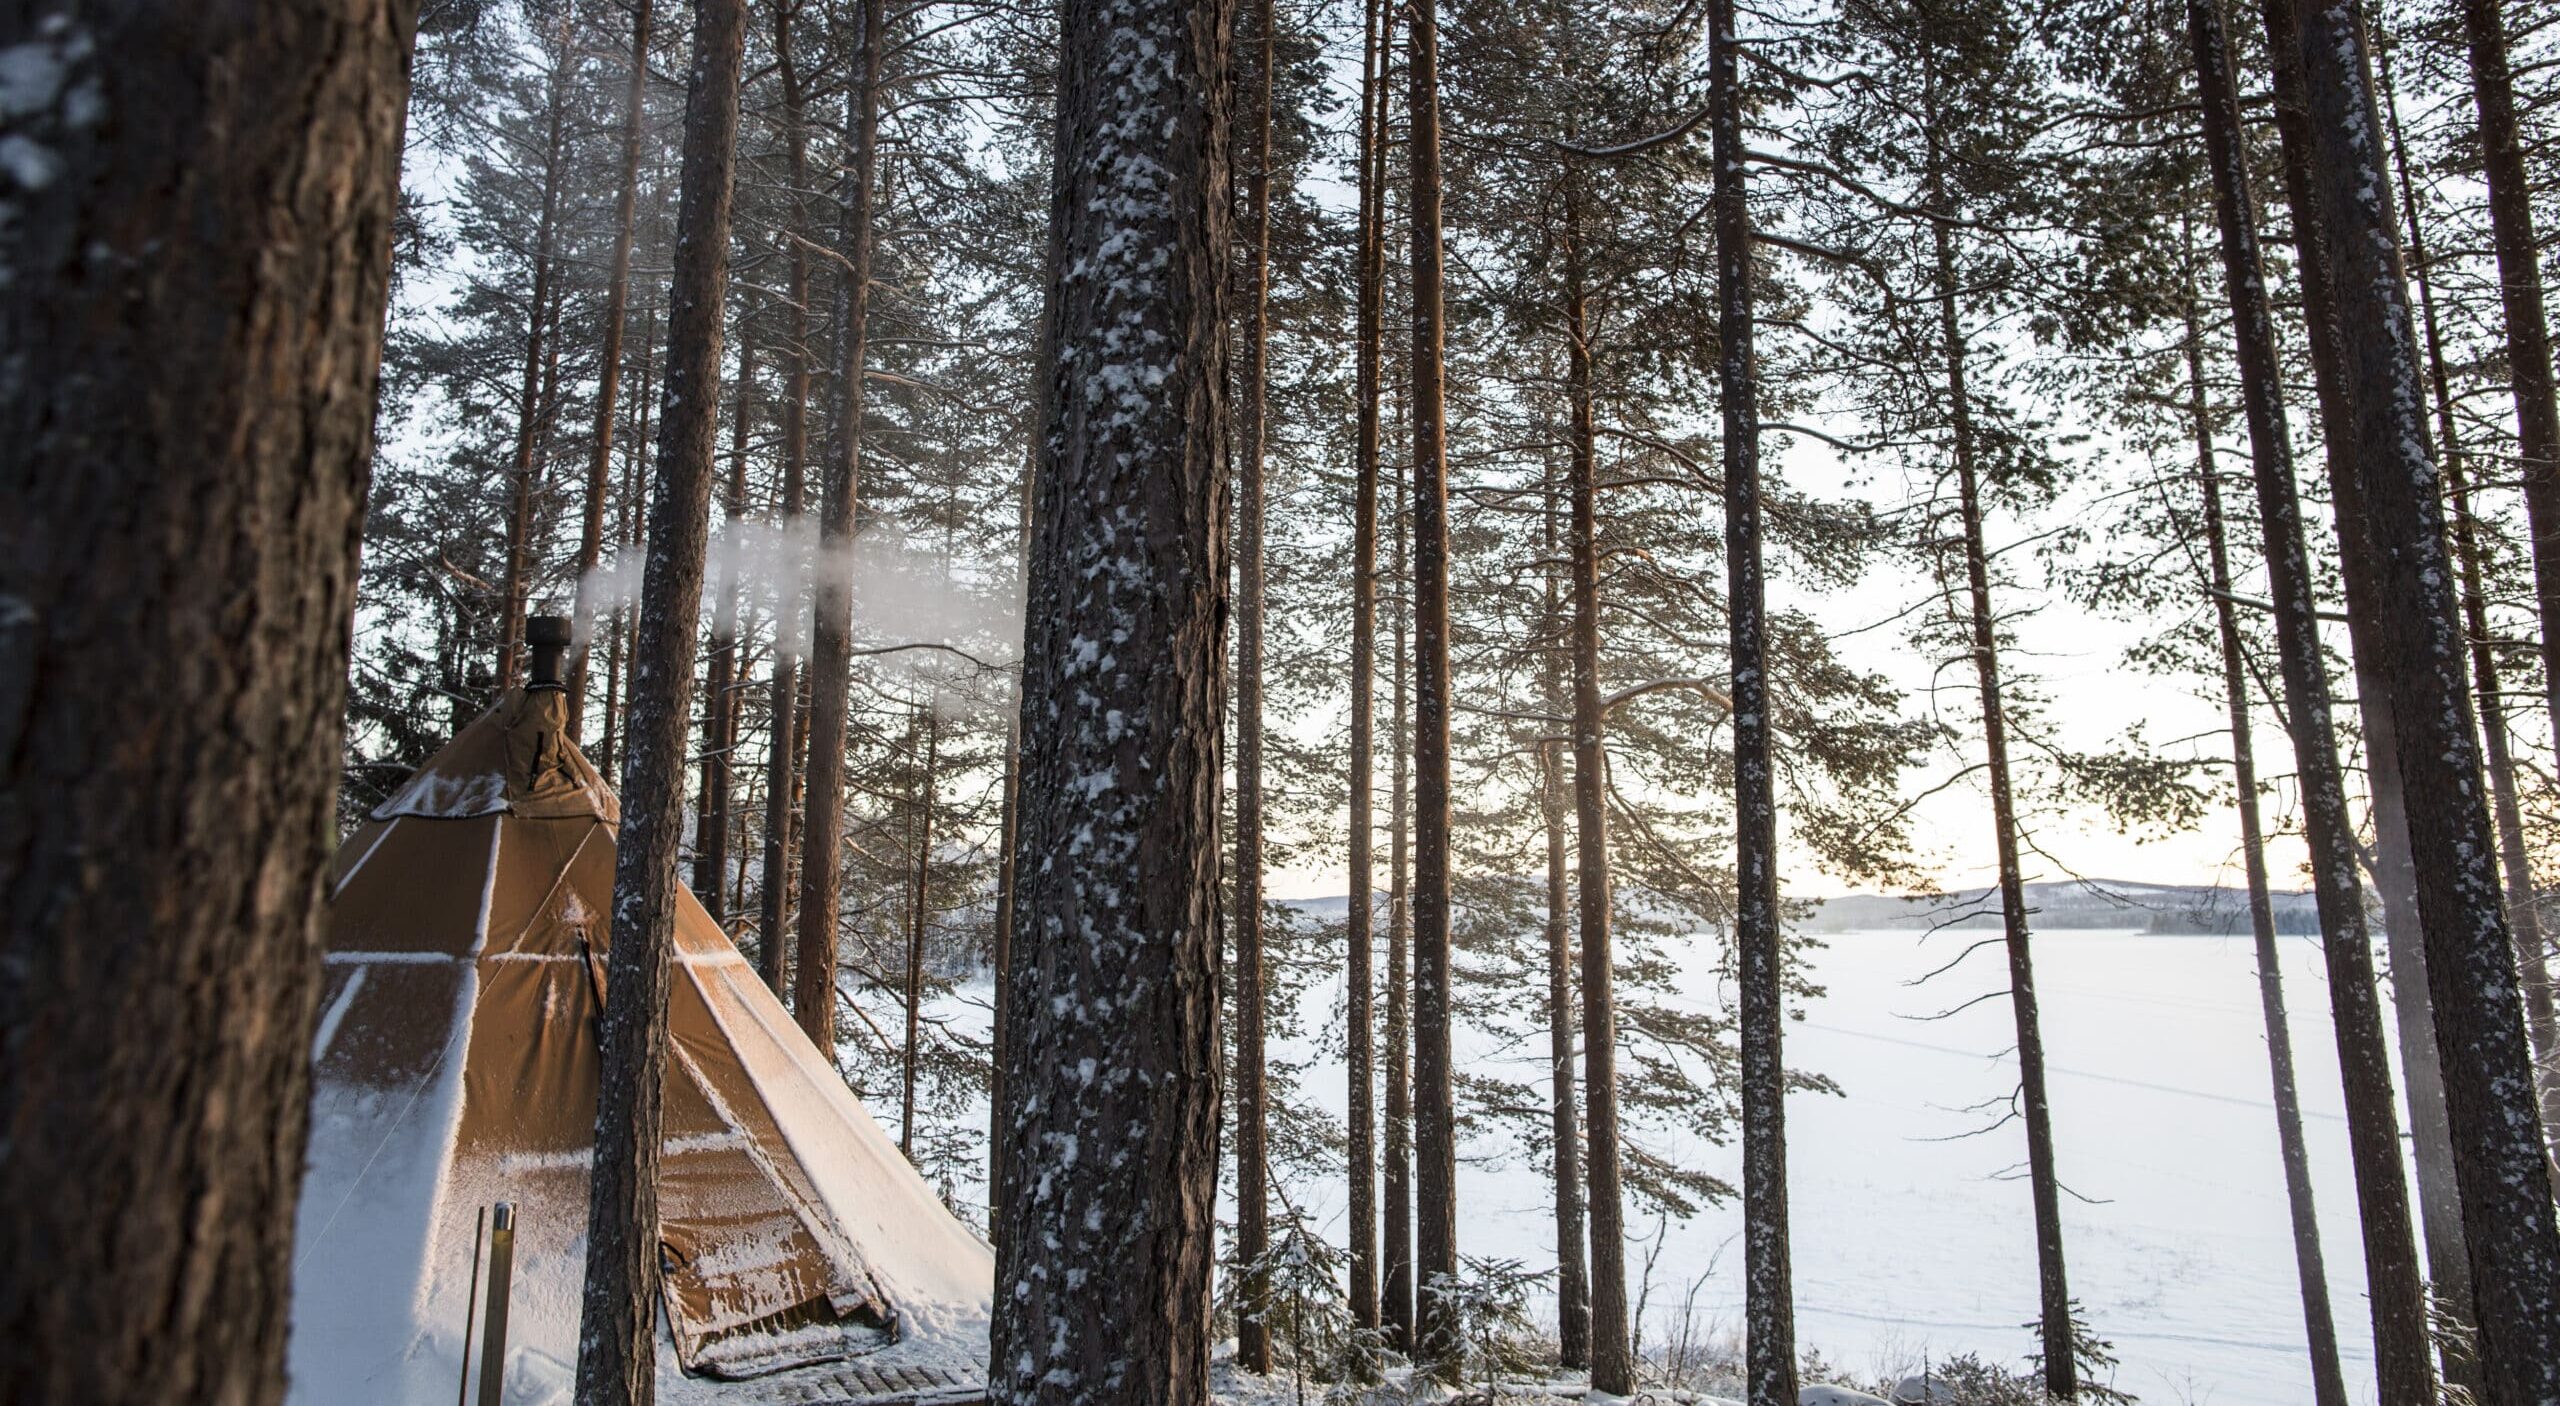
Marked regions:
[600,295,663,781]
[1233,0,1276,1370]
[793,0,885,1056]
[1383,408,1416,1353]
[757,0,810,999]
[601,604,624,773]
[1711,7,1797,1399]
[0,2,413,1400]
[573,0,656,729]
[988,693,1017,1213]
[991,427,1038,1260]
[573,0,748,1396]
[1560,168,1632,1399]
[1538,471,1592,1373]
[987,0,1233,1396]
[2458,0,2560,777]
[2442,432,2560,1174]
[1921,110,2073,1398]
[498,22,571,690]
[2394,28,2560,1164]
[695,326,756,925]
[2247,0,2476,1369]
[2176,212,2349,1406]
[2283,0,2560,1392]
[2190,5,2437,1398]
[1343,0,1389,1343]
[1406,0,1461,1380]
[527,267,570,605]
[901,706,937,1160]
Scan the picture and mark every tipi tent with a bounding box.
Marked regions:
[290,683,992,1405]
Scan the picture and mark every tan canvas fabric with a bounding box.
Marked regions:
[298,691,977,1392]
[331,815,502,954]
[313,959,471,1091]
[500,688,619,821]
[369,687,616,824]
[330,817,392,888]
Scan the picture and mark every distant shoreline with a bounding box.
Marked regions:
[1284,878,2331,936]
[1799,879,2325,935]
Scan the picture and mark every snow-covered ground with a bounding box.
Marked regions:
[1257,924,2391,1406]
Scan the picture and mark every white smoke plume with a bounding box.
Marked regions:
[569,518,1022,718]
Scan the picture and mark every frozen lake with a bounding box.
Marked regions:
[927,923,2409,1403]
[1267,924,2392,1406]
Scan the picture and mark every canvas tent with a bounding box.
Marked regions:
[290,686,992,1404]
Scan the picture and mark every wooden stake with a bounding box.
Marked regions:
[477,1202,517,1406]
[456,1205,486,1406]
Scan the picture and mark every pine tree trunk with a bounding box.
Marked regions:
[2190,6,2437,1398]
[530,279,570,548]
[1343,0,1389,1343]
[695,328,756,925]
[794,0,885,1055]
[1560,171,1632,1399]
[987,0,1233,1395]
[525,266,571,633]
[759,650,797,993]
[2175,208,2349,1406]
[989,689,1018,1221]
[901,707,938,1160]
[574,0,655,730]
[1946,384,2074,1406]
[2458,0,2560,778]
[2246,0,2477,1371]
[1538,473,1592,1373]
[2382,45,2560,1168]
[573,0,749,1396]
[1921,116,2074,1396]
[441,607,471,735]
[991,433,1037,1260]
[498,28,570,690]
[602,609,625,774]
[2353,705,2472,1350]
[600,297,663,780]
[1233,0,1277,1370]
[2310,314,2473,1398]
[2283,0,2560,1391]
[1711,8,1797,1398]
[758,0,811,999]
[2442,454,2560,1167]
[2194,426,2354,1406]
[1406,0,1461,1378]
[1383,422,1417,1353]
[0,3,412,1399]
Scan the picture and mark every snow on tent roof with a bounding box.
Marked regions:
[292,690,992,1404]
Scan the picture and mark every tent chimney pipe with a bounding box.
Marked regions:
[526,615,572,690]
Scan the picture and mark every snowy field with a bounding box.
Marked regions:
[1253,922,2392,1406]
